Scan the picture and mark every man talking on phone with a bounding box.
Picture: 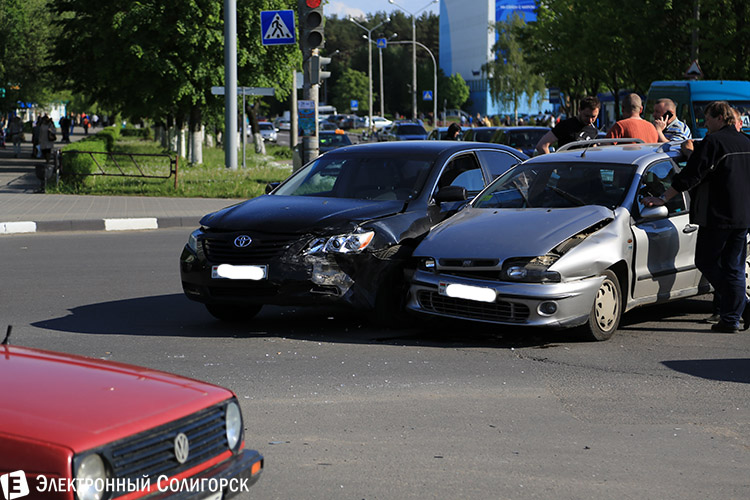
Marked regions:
[653,98,692,142]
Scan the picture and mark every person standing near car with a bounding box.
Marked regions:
[644,101,750,333]
[653,98,692,142]
[605,93,659,143]
[535,96,600,154]
[447,122,462,140]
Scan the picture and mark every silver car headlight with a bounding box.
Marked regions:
[501,255,561,283]
[305,230,375,255]
[225,401,242,451]
[74,454,108,500]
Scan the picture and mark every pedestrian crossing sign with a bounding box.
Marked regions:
[261,10,296,46]
[422,90,433,101]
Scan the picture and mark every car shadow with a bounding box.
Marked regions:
[661,359,750,384]
[31,293,582,349]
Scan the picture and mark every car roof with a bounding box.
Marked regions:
[319,140,527,157]
[526,142,680,166]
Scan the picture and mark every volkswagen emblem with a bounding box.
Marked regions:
[234,235,252,248]
[174,433,190,464]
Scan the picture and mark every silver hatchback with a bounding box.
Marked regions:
[407,141,746,340]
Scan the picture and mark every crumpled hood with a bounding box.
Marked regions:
[201,195,405,233]
[415,206,614,260]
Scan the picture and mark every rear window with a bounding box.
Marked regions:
[397,124,427,135]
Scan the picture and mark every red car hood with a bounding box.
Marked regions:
[0,345,232,453]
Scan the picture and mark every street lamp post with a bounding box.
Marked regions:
[350,17,389,132]
[388,0,437,121]
[390,40,436,129]
[367,33,397,120]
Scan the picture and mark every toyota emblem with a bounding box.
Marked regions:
[234,235,252,248]
[174,433,190,464]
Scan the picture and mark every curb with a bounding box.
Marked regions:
[0,216,200,235]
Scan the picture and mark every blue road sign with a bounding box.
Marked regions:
[261,10,296,46]
[422,90,433,101]
[350,100,359,110]
[376,38,387,49]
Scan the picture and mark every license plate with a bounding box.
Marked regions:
[212,264,267,280]
[439,282,497,303]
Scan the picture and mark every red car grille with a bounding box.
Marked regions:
[417,290,530,323]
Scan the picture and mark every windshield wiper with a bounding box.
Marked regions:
[549,185,586,206]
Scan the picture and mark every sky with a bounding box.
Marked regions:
[326,0,440,19]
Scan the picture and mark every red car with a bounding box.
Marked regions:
[0,344,262,500]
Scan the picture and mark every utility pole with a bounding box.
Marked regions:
[223,0,237,170]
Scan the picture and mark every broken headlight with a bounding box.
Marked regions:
[501,255,561,283]
[305,229,375,255]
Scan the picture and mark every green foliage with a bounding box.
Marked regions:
[442,73,470,110]
[483,13,546,121]
[120,127,154,140]
[330,68,370,113]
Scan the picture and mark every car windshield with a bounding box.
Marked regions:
[320,133,351,146]
[473,162,636,209]
[259,123,273,130]
[505,129,549,150]
[397,124,426,135]
[274,155,434,201]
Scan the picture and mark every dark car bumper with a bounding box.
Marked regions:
[143,449,263,500]
[180,244,400,311]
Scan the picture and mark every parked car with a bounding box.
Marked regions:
[0,343,263,500]
[382,122,428,141]
[489,126,550,156]
[461,126,503,143]
[427,126,464,141]
[180,141,527,321]
[274,117,291,131]
[371,116,393,131]
[406,141,742,341]
[253,121,277,142]
[319,130,353,153]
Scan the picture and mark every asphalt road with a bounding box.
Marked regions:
[2,229,748,500]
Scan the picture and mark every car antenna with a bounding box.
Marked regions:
[2,325,11,345]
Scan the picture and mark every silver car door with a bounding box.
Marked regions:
[630,160,700,301]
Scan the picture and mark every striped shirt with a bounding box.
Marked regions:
[664,118,692,141]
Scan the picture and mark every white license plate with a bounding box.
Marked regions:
[212,264,267,280]
[438,282,497,303]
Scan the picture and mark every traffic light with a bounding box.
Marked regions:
[298,0,325,56]
[311,54,331,85]
[0,88,5,99]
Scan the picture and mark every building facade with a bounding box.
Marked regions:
[439,0,546,118]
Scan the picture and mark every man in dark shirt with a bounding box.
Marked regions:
[644,101,750,332]
[535,96,600,154]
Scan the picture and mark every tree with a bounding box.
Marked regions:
[441,72,470,110]
[330,68,369,114]
[482,12,545,124]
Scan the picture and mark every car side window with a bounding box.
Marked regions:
[635,160,687,216]
[437,153,484,194]
[476,150,520,179]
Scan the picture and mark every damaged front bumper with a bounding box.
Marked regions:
[406,269,604,328]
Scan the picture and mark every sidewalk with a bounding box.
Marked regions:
[0,130,242,235]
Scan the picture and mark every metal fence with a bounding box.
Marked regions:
[56,150,179,189]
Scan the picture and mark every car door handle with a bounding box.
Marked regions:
[683,224,698,234]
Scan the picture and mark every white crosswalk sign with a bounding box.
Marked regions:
[261,10,296,46]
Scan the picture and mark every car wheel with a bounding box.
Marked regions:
[581,270,621,341]
[205,303,262,322]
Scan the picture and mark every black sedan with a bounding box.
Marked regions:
[180,141,527,321]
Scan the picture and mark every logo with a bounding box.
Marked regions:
[1,471,29,500]
[234,235,252,248]
[174,433,190,464]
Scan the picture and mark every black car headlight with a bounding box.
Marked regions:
[225,400,243,451]
[304,229,375,255]
[74,453,109,500]
[501,255,561,283]
[187,229,201,253]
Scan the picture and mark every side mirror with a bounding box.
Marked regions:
[265,182,280,194]
[433,185,468,203]
[640,205,668,221]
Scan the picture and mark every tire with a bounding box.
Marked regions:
[205,303,262,322]
[580,270,621,341]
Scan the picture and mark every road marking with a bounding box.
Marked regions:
[104,218,158,231]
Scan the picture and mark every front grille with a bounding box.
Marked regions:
[441,270,503,280]
[203,233,298,263]
[105,403,230,495]
[417,290,530,323]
